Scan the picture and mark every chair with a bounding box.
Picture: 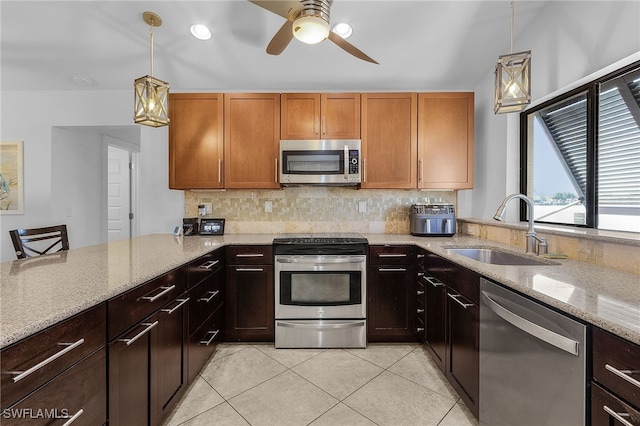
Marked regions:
[9,225,69,259]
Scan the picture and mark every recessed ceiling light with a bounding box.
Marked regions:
[331,22,352,39]
[190,24,211,40]
[72,74,95,86]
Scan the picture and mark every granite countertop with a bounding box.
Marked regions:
[1,233,639,348]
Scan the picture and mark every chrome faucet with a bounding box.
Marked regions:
[493,194,548,255]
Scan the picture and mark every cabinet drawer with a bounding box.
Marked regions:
[593,327,640,408]
[1,303,106,409]
[188,249,223,289]
[226,245,272,265]
[592,382,640,426]
[369,246,415,265]
[3,348,107,426]
[108,267,187,341]
[425,251,479,304]
[189,267,224,336]
[188,304,224,384]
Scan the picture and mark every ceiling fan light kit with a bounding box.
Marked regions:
[494,0,531,114]
[134,11,170,128]
[249,0,378,64]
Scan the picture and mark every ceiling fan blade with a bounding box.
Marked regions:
[327,32,378,64]
[267,20,294,55]
[248,0,302,20]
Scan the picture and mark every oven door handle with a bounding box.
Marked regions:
[277,320,365,329]
[276,256,365,265]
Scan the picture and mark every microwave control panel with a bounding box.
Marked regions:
[349,150,360,175]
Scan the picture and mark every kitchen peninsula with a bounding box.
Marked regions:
[1,232,639,425]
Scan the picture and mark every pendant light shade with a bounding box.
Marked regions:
[134,11,169,127]
[494,1,531,114]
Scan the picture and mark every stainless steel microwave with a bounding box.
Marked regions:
[279,139,361,186]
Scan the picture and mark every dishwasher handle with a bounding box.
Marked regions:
[482,291,580,356]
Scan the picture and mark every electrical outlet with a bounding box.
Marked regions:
[358,201,367,214]
[264,201,273,213]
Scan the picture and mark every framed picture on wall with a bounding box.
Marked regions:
[0,141,24,214]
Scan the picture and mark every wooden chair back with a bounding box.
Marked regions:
[9,225,69,259]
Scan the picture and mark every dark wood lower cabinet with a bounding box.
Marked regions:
[225,265,274,341]
[4,349,107,426]
[108,295,188,426]
[423,274,446,370]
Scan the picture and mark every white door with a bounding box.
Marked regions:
[107,146,131,241]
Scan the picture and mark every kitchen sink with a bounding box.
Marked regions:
[444,247,557,266]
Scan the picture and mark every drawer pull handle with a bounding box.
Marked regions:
[378,253,407,258]
[448,293,475,309]
[236,253,264,258]
[605,364,640,389]
[120,321,158,346]
[417,327,425,332]
[236,268,264,272]
[417,290,424,296]
[603,405,633,426]
[417,308,425,314]
[199,290,220,303]
[142,285,176,302]
[379,268,407,272]
[200,330,220,346]
[417,254,425,259]
[12,338,85,383]
[199,260,219,269]
[425,276,443,287]
[61,408,84,426]
[161,298,189,315]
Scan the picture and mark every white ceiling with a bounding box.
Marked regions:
[1,1,550,93]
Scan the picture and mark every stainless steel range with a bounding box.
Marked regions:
[273,233,368,349]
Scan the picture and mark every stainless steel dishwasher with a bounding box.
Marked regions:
[479,278,587,426]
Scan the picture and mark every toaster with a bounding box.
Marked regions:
[410,204,456,236]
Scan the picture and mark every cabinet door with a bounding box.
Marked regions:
[151,297,189,426]
[417,92,474,189]
[169,93,224,189]
[225,265,274,341]
[109,322,154,425]
[446,289,479,418]
[423,274,446,372]
[4,348,107,426]
[367,265,416,342]
[281,93,321,139]
[361,93,417,188]
[321,93,361,139]
[224,93,280,188]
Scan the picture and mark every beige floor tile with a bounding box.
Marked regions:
[210,343,254,361]
[309,402,377,426]
[200,346,287,399]
[229,370,338,426]
[254,344,326,368]
[292,349,384,400]
[181,402,250,426]
[388,346,458,399]
[343,371,457,426]
[162,376,224,426]
[438,402,478,426]
[346,343,418,368]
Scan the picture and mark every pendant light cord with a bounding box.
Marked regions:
[510,0,514,54]
[149,22,154,77]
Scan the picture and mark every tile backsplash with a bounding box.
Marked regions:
[185,188,455,234]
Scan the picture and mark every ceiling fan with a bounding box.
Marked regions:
[249,0,378,64]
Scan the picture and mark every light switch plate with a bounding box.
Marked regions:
[358,201,367,213]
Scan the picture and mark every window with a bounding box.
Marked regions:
[521,62,640,233]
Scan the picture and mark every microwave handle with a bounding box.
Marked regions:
[344,145,349,180]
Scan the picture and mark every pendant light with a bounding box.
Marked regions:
[494,0,531,114]
[134,11,170,127]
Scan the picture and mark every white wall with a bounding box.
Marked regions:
[463,1,640,221]
[0,90,184,261]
